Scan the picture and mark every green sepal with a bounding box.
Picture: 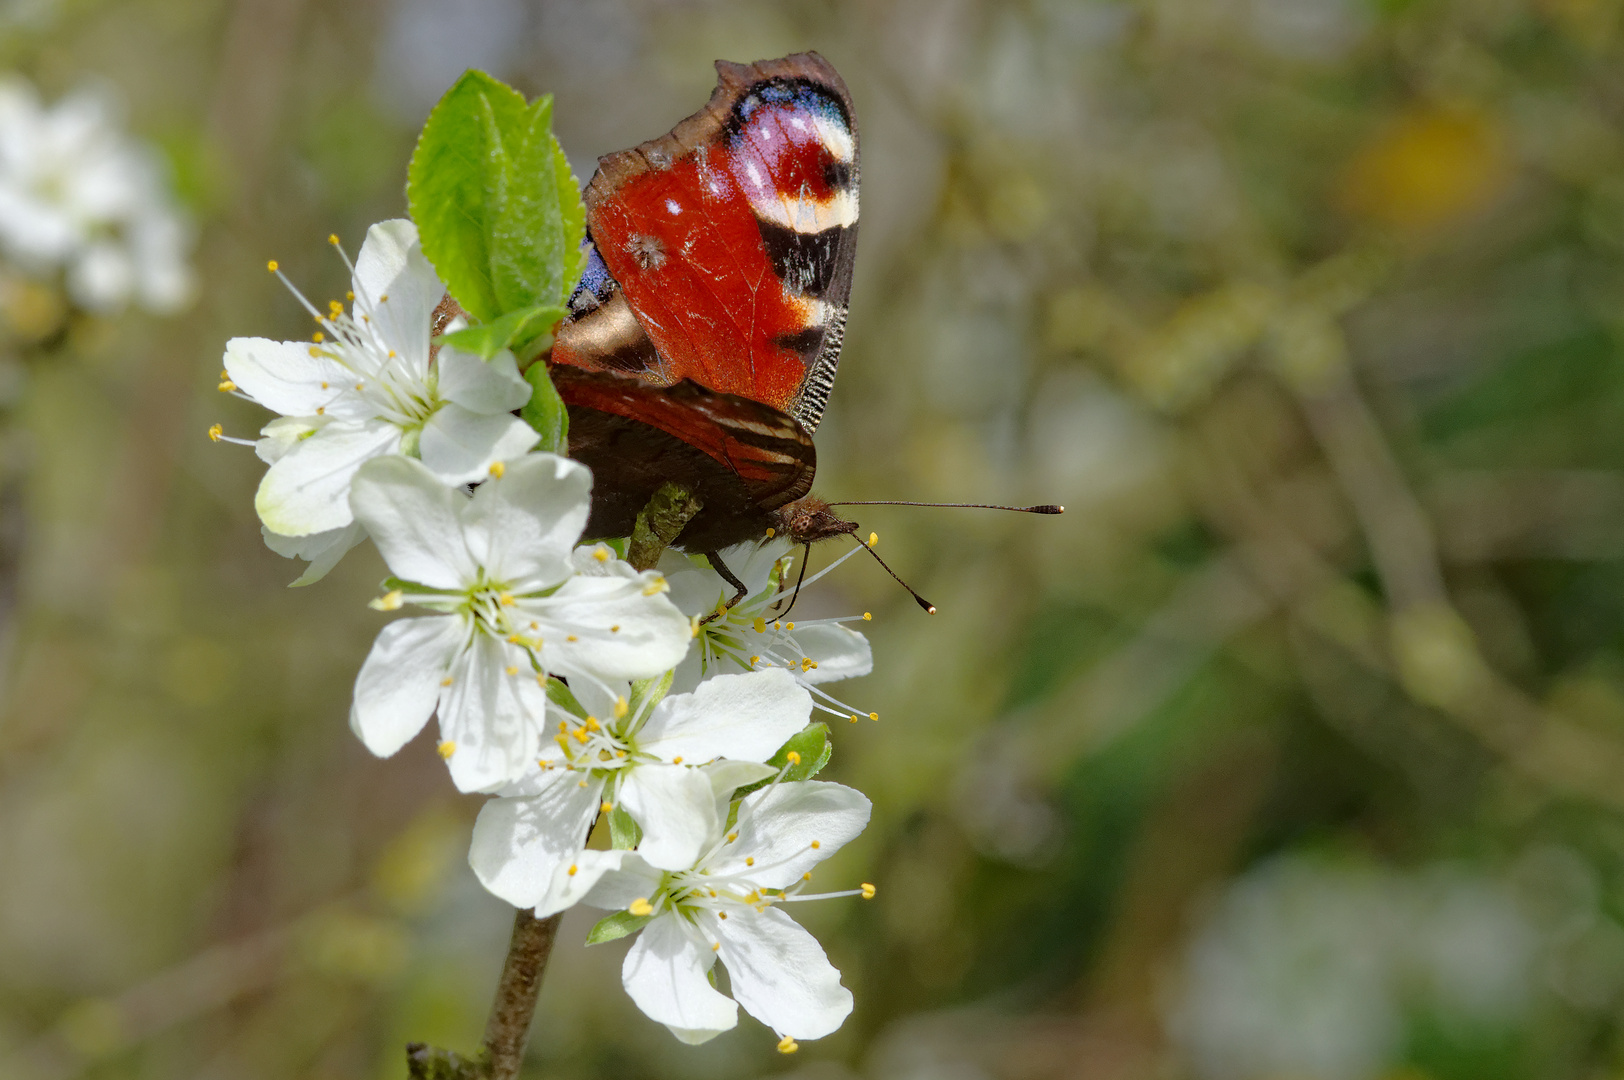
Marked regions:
[734,723,832,800]
[521,361,569,454]
[437,304,565,361]
[624,669,675,729]
[609,805,643,850]
[586,909,651,946]
[545,676,587,719]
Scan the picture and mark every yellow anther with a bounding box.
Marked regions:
[578,779,588,787]
[786,751,801,765]
[207,423,223,442]
[346,290,354,301]
[312,331,324,342]
[745,857,755,866]
[436,741,456,759]
[718,911,728,920]
[615,750,626,758]
[774,621,783,631]
[709,889,717,897]
[567,635,578,642]
[558,721,569,734]
[860,882,876,899]
[593,546,610,562]
[672,756,684,764]
[786,622,795,631]
[802,872,812,881]
[611,625,620,633]
[354,382,364,391]
[727,832,739,844]
[800,657,813,672]
[328,300,343,314]
[628,898,654,916]
[869,712,879,721]
[380,294,388,302]
[441,677,453,687]
[320,381,329,388]
[308,347,321,357]
[489,460,505,478]
[754,617,767,634]
[600,800,614,813]
[863,612,872,621]
[810,840,821,850]
[572,728,590,744]
[614,696,628,719]
[643,575,669,596]
[568,864,578,877]
[748,656,760,667]
[585,716,601,731]
[712,942,721,952]
[498,591,515,606]
[867,532,878,547]
[765,527,776,538]
[369,589,404,611]
[505,666,518,676]
[850,714,860,723]
[316,406,325,415]
[777,1036,798,1054]
[266,260,279,272]
[327,233,339,246]
[218,378,237,392]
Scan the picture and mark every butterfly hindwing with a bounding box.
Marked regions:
[551,52,859,435]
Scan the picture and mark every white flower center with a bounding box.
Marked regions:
[311,300,442,429]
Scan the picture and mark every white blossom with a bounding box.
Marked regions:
[346,452,691,792]
[651,538,875,715]
[566,779,871,1047]
[223,218,540,576]
[0,77,193,313]
[469,667,812,912]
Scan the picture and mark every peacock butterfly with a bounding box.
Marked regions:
[546,52,862,569]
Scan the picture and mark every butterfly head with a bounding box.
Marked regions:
[768,494,858,546]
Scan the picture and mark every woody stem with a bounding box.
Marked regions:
[406,483,702,1080]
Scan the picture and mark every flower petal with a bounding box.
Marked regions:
[347,454,476,589]
[419,406,541,487]
[255,415,325,466]
[709,780,871,889]
[791,623,872,684]
[349,615,463,758]
[461,453,588,588]
[638,669,811,765]
[580,852,665,911]
[469,771,601,908]
[537,847,629,917]
[224,336,364,420]
[438,633,549,792]
[616,764,717,871]
[521,575,691,682]
[256,419,402,536]
[261,520,366,586]
[623,912,738,1045]
[713,905,851,1041]
[437,345,532,413]
[352,218,443,377]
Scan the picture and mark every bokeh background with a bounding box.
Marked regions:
[4,0,1624,1077]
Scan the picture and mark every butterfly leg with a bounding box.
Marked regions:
[699,551,750,624]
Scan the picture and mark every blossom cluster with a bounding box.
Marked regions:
[215,220,878,1050]
[0,76,193,315]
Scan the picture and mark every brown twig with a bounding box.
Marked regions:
[406,483,701,1080]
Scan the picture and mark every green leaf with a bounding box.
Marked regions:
[406,70,528,322]
[438,304,565,361]
[407,72,586,329]
[734,723,832,800]
[609,806,643,850]
[521,362,569,454]
[586,909,651,946]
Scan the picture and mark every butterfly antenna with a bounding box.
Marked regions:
[773,543,813,620]
[830,501,1064,514]
[857,534,936,614]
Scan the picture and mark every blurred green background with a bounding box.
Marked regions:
[7,0,1624,1077]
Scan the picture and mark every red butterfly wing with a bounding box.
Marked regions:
[551,52,859,435]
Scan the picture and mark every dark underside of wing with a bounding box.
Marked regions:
[553,367,816,551]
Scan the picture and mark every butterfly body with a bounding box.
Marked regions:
[547,52,861,551]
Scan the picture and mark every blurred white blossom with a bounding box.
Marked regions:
[0,77,193,313]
